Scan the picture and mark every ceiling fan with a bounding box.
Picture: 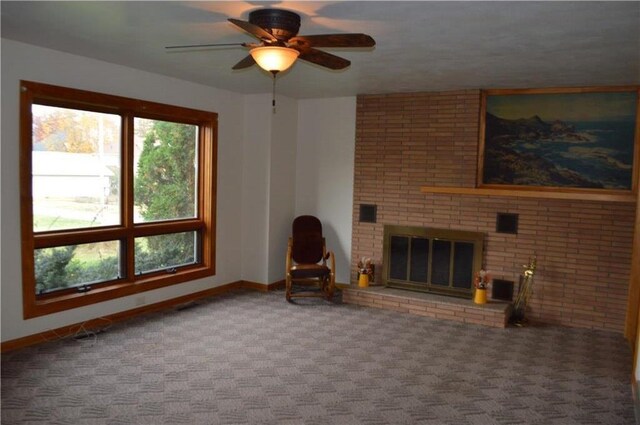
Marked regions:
[165,8,376,74]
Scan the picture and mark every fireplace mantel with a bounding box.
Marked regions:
[420,185,637,203]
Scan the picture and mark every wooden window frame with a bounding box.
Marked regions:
[20,81,217,319]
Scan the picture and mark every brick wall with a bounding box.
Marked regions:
[352,90,636,333]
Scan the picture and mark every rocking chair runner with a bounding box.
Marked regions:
[285,215,335,301]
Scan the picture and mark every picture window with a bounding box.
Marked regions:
[20,81,217,318]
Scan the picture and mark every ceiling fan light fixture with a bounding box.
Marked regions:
[250,46,299,73]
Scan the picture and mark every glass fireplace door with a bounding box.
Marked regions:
[383,226,484,298]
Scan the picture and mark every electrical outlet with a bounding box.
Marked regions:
[135,296,146,306]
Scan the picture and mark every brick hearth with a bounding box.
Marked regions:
[342,285,512,328]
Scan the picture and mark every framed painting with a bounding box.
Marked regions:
[478,87,640,195]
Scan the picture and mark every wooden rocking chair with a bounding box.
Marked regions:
[285,215,335,302]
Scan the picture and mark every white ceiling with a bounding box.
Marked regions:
[2,1,639,99]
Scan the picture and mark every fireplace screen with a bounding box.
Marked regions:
[383,225,484,298]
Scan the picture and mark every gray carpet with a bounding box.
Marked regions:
[1,289,634,425]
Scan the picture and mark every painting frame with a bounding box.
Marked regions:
[477,86,640,198]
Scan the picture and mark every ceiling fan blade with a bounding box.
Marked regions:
[297,47,351,70]
[232,54,256,70]
[165,42,249,50]
[228,18,277,42]
[290,34,375,48]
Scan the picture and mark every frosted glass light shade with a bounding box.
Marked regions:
[250,46,299,72]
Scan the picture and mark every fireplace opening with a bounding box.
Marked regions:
[383,225,484,298]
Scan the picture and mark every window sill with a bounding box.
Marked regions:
[26,266,215,319]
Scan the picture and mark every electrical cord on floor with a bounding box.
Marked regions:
[40,316,113,346]
[72,324,98,344]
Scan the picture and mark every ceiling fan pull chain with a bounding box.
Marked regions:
[271,70,278,113]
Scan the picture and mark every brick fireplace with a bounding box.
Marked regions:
[350,90,635,332]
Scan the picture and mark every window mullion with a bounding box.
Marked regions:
[200,121,216,269]
[132,220,204,237]
[122,113,135,282]
[34,227,128,249]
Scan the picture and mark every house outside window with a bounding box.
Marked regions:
[20,81,217,318]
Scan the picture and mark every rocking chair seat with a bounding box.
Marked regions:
[290,264,331,279]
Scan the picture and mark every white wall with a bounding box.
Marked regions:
[295,97,357,284]
[0,39,358,343]
[241,93,299,285]
[0,39,246,341]
[243,95,355,285]
[268,96,299,283]
[240,95,272,284]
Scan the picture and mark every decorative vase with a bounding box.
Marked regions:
[474,288,487,304]
[358,272,369,288]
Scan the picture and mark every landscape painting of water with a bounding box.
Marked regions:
[481,89,638,190]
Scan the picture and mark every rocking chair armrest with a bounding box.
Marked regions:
[325,251,335,273]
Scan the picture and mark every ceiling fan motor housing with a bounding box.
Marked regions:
[249,9,301,41]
